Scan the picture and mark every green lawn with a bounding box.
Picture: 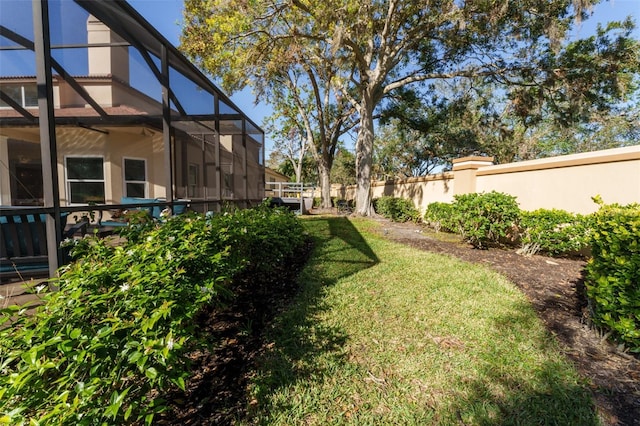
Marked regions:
[244,216,598,425]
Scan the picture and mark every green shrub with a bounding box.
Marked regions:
[373,196,420,223]
[519,209,591,256]
[0,206,305,424]
[209,204,306,278]
[585,202,640,353]
[451,191,520,249]
[424,202,455,232]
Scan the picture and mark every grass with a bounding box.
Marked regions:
[244,216,598,425]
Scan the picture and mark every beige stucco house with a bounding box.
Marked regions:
[0,0,265,277]
[1,6,264,213]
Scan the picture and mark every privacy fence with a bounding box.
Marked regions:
[334,145,640,214]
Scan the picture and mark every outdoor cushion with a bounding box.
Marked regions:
[120,197,158,217]
[0,212,68,258]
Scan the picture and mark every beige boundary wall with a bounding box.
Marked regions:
[335,145,640,215]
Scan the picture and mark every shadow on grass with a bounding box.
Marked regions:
[448,304,600,425]
[248,216,378,419]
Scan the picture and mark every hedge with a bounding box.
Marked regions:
[373,196,420,223]
[585,202,640,353]
[0,205,305,425]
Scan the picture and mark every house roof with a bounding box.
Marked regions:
[265,167,290,182]
[0,105,147,119]
[76,0,251,121]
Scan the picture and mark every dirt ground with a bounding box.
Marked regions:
[373,216,640,426]
[162,214,639,425]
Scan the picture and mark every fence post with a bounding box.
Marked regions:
[452,156,494,195]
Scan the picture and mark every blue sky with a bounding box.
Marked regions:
[128,0,640,156]
[1,0,638,156]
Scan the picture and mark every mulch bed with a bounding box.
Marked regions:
[158,239,314,425]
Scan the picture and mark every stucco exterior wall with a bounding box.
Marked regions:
[336,145,640,215]
[475,146,640,214]
[54,127,164,205]
[369,174,455,212]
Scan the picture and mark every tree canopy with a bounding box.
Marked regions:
[181,0,639,214]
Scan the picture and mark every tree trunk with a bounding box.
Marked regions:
[355,94,375,215]
[318,163,332,208]
[294,159,303,183]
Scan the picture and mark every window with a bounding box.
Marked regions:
[123,158,147,198]
[188,163,199,198]
[221,163,233,198]
[66,157,105,204]
[0,84,38,108]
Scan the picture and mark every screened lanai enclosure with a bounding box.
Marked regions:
[0,0,265,279]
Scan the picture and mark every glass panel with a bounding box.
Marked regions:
[126,183,146,198]
[23,84,38,107]
[204,132,216,199]
[7,138,43,206]
[48,0,90,46]
[0,2,35,80]
[188,163,199,197]
[124,159,145,181]
[48,1,90,77]
[174,131,206,199]
[69,182,105,204]
[0,50,37,78]
[67,157,103,180]
[0,1,34,42]
[169,65,215,115]
[0,84,23,107]
[51,48,88,79]
[128,48,163,113]
[219,99,239,115]
[219,120,243,134]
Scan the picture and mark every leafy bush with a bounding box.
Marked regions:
[585,202,640,353]
[424,202,455,232]
[519,209,591,256]
[373,196,420,223]
[451,191,520,248]
[209,204,306,278]
[0,205,305,424]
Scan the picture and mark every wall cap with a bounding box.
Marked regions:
[452,156,494,171]
[476,145,640,176]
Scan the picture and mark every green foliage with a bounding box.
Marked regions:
[182,0,639,215]
[519,209,591,256]
[377,88,481,175]
[373,196,420,223]
[450,192,520,249]
[0,206,305,424]
[423,202,455,232]
[331,149,356,186]
[585,202,640,353]
[209,205,306,278]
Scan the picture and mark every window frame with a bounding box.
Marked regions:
[187,162,199,198]
[122,157,148,198]
[0,83,38,109]
[64,155,106,205]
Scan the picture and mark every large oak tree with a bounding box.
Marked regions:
[181,0,638,215]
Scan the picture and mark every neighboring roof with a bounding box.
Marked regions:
[265,167,290,181]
